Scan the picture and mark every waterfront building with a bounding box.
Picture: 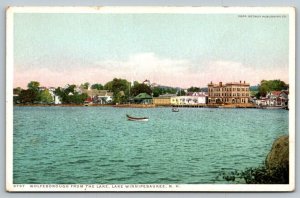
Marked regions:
[265,90,289,107]
[171,93,207,106]
[81,89,113,104]
[84,97,93,105]
[134,93,153,104]
[46,87,62,104]
[96,90,113,104]
[208,81,250,104]
[255,97,268,106]
[153,93,176,106]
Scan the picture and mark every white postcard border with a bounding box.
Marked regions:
[6,6,296,192]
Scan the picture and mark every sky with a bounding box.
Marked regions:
[13,12,290,89]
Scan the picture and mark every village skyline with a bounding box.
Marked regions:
[13,13,289,89]
[13,77,289,91]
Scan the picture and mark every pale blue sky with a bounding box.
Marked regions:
[14,13,289,88]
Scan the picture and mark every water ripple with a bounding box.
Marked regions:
[13,107,288,184]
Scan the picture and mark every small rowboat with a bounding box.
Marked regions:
[172,108,179,112]
[126,114,149,121]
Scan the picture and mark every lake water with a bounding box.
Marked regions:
[13,106,288,184]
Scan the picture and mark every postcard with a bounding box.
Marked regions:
[6,6,295,192]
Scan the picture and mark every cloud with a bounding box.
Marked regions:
[200,60,288,85]
[14,53,289,88]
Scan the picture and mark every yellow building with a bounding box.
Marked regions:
[170,96,182,105]
[153,94,175,106]
[208,81,250,104]
[153,98,171,106]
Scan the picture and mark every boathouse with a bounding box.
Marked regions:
[134,93,153,104]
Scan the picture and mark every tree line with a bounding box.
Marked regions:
[14,79,206,105]
[255,79,288,98]
[14,81,54,104]
[15,79,284,105]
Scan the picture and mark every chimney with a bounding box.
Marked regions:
[219,82,222,86]
[240,80,241,84]
[244,81,245,84]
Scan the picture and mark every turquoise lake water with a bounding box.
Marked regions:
[13,106,288,184]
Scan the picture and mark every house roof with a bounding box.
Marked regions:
[134,93,152,99]
[84,97,93,102]
[281,90,289,95]
[271,91,281,96]
[208,81,250,87]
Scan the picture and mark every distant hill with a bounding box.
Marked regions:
[200,87,208,92]
[250,86,259,91]
[156,85,182,91]
[156,85,208,92]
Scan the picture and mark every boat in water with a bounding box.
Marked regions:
[172,107,179,112]
[126,114,149,121]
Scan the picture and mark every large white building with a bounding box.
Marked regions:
[171,92,207,105]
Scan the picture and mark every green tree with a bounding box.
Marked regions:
[152,87,163,97]
[131,83,152,96]
[113,91,124,104]
[13,87,22,104]
[165,88,177,95]
[54,87,66,103]
[81,82,90,89]
[103,81,113,91]
[152,87,178,97]
[40,90,54,104]
[13,87,22,95]
[27,81,40,91]
[27,81,41,102]
[19,89,37,104]
[104,78,130,104]
[54,85,87,104]
[68,93,88,104]
[187,86,200,92]
[64,84,76,95]
[257,80,288,97]
[91,83,103,90]
[177,89,186,96]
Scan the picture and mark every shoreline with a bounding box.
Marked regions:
[14,103,257,108]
